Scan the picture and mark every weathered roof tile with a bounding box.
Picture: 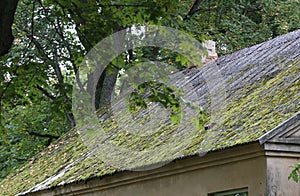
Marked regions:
[0,30,300,196]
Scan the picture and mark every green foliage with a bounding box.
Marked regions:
[190,0,300,55]
[0,0,77,180]
[289,163,300,183]
[129,81,182,124]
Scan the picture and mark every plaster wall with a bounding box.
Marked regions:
[266,155,300,196]
[93,156,266,196]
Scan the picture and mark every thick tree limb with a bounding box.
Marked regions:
[94,66,119,110]
[0,0,19,56]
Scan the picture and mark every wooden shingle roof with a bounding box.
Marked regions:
[0,29,299,196]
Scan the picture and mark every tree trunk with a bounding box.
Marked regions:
[0,0,19,56]
[95,66,119,110]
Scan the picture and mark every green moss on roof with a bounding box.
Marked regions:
[0,131,117,195]
[214,60,300,149]
[1,31,300,196]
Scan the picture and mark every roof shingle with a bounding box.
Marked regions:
[1,29,299,196]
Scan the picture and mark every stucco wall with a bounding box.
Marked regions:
[94,156,267,196]
[266,151,300,196]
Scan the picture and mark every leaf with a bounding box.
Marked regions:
[170,113,180,124]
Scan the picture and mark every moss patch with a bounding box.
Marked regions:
[0,53,299,195]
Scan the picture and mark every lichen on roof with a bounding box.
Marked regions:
[1,30,300,196]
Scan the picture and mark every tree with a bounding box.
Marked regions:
[1,0,299,180]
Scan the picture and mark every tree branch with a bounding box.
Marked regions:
[185,0,203,20]
[25,129,59,139]
[36,86,56,100]
[24,29,76,128]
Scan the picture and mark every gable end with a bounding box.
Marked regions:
[259,112,300,144]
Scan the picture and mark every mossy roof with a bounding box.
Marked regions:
[1,30,300,196]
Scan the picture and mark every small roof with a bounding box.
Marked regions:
[1,30,299,196]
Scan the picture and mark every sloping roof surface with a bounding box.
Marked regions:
[1,30,300,195]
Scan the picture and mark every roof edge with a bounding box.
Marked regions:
[258,112,300,144]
